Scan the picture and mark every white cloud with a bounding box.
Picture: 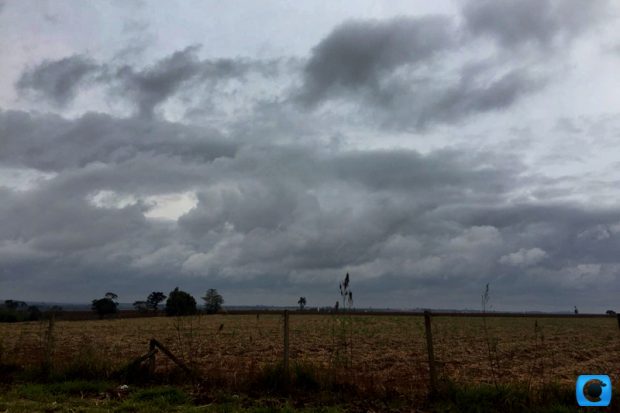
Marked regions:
[499,247,547,267]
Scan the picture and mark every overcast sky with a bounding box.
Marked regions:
[2,0,620,311]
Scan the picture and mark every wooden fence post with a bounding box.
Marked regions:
[149,338,194,379]
[283,310,290,376]
[617,314,620,330]
[148,339,156,375]
[424,310,437,396]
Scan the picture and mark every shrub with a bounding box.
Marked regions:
[0,309,18,323]
[165,287,197,316]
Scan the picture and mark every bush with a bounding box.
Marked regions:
[0,310,18,323]
[27,305,42,321]
[165,287,197,316]
[54,341,112,380]
[432,381,586,413]
[0,303,42,322]
[249,362,322,394]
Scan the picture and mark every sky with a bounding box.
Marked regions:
[1,0,620,311]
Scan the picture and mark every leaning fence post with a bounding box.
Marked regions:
[283,310,290,377]
[148,339,156,375]
[424,310,437,396]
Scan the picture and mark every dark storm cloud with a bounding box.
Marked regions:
[460,203,620,265]
[113,46,204,118]
[0,110,237,172]
[16,55,99,106]
[330,149,520,194]
[113,47,283,118]
[2,107,620,309]
[2,5,619,310]
[375,66,543,129]
[294,0,611,130]
[1,111,525,290]
[15,47,281,117]
[296,16,456,106]
[294,15,547,129]
[462,0,609,49]
[0,185,149,253]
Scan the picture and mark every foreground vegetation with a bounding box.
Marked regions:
[1,314,618,411]
[2,314,618,385]
[0,380,344,412]
[1,378,616,412]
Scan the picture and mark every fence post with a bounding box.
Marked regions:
[617,314,620,330]
[283,310,290,377]
[148,339,156,375]
[424,310,437,396]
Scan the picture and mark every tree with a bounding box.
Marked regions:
[47,305,63,319]
[91,292,119,319]
[165,287,197,316]
[133,301,148,312]
[0,300,28,323]
[202,289,224,314]
[27,305,42,321]
[146,292,167,312]
[4,300,27,310]
[298,296,306,310]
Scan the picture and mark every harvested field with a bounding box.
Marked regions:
[1,314,619,393]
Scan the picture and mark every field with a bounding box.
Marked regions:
[2,314,619,394]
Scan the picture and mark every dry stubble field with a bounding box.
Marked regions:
[1,314,619,393]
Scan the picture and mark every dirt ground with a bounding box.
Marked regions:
[1,314,619,393]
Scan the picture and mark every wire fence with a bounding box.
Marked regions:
[1,311,619,395]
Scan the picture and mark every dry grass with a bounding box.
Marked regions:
[1,314,618,393]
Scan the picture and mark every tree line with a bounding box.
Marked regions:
[91,287,224,319]
[2,273,354,322]
[0,300,62,322]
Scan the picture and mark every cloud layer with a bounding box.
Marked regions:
[1,0,619,311]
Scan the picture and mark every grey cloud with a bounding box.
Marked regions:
[404,68,544,128]
[0,184,151,258]
[462,0,609,49]
[328,64,544,130]
[294,14,548,129]
[16,55,99,106]
[0,110,237,172]
[458,203,620,268]
[330,148,520,194]
[2,8,619,311]
[2,110,620,310]
[113,46,204,118]
[499,247,547,267]
[296,16,456,106]
[15,47,282,118]
[176,146,523,279]
[112,46,283,118]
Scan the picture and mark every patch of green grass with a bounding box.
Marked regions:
[430,381,613,413]
[130,386,190,404]
[0,380,348,412]
[13,380,113,402]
